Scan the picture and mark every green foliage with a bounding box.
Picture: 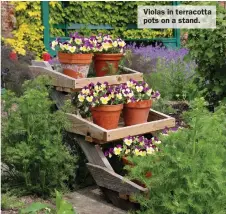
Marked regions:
[1,76,76,197]
[127,98,226,214]
[144,58,198,101]
[20,190,76,214]
[50,1,172,39]
[1,192,24,210]
[186,3,226,107]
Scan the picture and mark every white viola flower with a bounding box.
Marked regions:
[124,138,132,146]
[116,93,122,100]
[59,43,65,50]
[78,94,85,102]
[136,86,143,93]
[75,38,82,45]
[82,88,90,95]
[118,41,126,48]
[146,147,155,155]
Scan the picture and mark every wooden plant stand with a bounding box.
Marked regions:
[30,64,175,210]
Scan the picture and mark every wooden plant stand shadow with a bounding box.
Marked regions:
[30,64,175,210]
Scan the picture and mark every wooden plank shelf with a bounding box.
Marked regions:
[29,65,143,92]
[66,109,175,143]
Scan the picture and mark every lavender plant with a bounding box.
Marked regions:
[124,45,198,101]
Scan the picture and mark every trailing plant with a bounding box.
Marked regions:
[186,2,226,107]
[1,76,76,197]
[20,190,76,214]
[127,98,226,214]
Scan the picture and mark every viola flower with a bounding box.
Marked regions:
[124,138,133,146]
[134,148,140,156]
[78,94,85,102]
[114,147,122,155]
[82,88,90,95]
[86,96,93,103]
[100,96,109,105]
[146,147,155,154]
[136,85,143,92]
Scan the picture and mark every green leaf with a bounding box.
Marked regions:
[20,202,51,214]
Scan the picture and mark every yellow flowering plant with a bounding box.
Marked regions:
[77,81,125,108]
[121,79,161,104]
[104,135,162,158]
[93,34,126,53]
[51,32,96,54]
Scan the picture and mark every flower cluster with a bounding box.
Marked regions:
[93,34,126,53]
[51,32,127,54]
[121,79,160,103]
[78,82,125,107]
[161,126,183,136]
[51,32,96,54]
[104,135,161,158]
[77,79,160,107]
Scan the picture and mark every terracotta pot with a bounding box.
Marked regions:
[58,52,93,79]
[94,53,123,77]
[123,100,152,126]
[91,104,123,130]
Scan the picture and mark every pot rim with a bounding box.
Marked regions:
[91,103,123,112]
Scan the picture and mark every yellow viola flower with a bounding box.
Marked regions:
[146,147,155,155]
[136,86,144,92]
[114,147,122,155]
[68,46,76,53]
[80,46,87,52]
[82,88,90,95]
[139,141,144,146]
[94,85,100,92]
[116,93,122,100]
[93,92,98,97]
[125,149,131,155]
[75,38,82,45]
[112,41,118,47]
[78,94,85,102]
[147,89,153,96]
[140,151,147,157]
[86,96,93,102]
[118,41,126,48]
[134,148,140,156]
[126,81,133,88]
[124,138,133,146]
[100,97,109,105]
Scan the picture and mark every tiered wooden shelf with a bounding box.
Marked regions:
[30,63,175,210]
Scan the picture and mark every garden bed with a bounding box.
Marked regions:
[66,109,175,143]
[29,65,143,92]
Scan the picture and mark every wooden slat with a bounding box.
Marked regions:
[106,117,175,142]
[76,136,113,171]
[73,72,143,88]
[29,66,76,89]
[31,60,53,70]
[50,89,70,109]
[66,113,107,141]
[87,163,148,194]
[29,65,143,92]
[66,109,175,143]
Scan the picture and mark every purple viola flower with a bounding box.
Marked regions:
[116,144,122,148]
[130,97,137,102]
[104,151,109,157]
[109,148,114,153]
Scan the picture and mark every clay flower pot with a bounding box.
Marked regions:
[58,52,93,79]
[94,53,123,77]
[91,104,123,130]
[123,100,152,126]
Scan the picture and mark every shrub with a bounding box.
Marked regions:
[1,76,76,197]
[127,98,226,214]
[1,44,34,95]
[186,2,226,107]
